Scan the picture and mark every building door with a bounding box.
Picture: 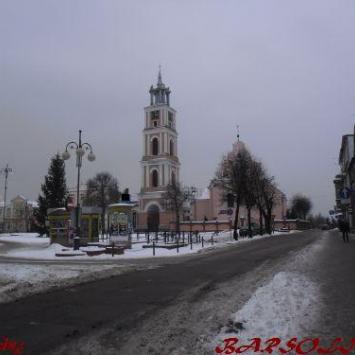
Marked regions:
[147,204,160,232]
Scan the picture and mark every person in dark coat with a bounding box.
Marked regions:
[343,220,350,243]
[339,218,350,243]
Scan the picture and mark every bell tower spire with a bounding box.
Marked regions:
[138,69,180,231]
[149,66,171,106]
[157,65,163,86]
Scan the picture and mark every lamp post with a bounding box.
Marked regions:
[0,164,12,232]
[62,130,95,249]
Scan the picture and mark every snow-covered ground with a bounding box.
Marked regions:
[213,234,325,350]
[0,233,50,245]
[216,272,319,340]
[0,262,137,304]
[0,234,132,303]
[0,230,297,261]
[0,230,300,306]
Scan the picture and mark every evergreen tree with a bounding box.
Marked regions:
[34,154,67,235]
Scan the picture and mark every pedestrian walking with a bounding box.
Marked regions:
[343,220,350,243]
[338,218,350,243]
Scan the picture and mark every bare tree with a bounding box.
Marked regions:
[290,194,312,220]
[84,172,120,234]
[215,149,252,240]
[247,159,278,235]
[250,160,266,235]
[244,160,258,238]
[162,181,186,234]
[245,159,266,237]
[261,177,278,234]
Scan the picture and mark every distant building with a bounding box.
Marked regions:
[334,127,355,229]
[135,69,287,232]
[0,195,37,232]
[67,185,87,207]
[191,139,287,228]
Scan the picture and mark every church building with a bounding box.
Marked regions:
[136,70,180,231]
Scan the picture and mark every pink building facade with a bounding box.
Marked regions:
[191,183,287,227]
[191,140,287,228]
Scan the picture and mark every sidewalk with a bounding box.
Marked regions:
[311,230,355,338]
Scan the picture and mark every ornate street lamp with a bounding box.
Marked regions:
[62,130,95,249]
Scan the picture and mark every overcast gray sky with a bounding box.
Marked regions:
[0,0,354,215]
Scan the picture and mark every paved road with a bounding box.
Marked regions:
[0,230,319,354]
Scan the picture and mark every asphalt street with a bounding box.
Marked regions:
[0,230,322,354]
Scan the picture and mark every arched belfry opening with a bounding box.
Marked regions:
[169,139,174,156]
[151,170,159,187]
[147,204,160,232]
[152,137,159,155]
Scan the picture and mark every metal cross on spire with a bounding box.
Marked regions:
[236,124,240,142]
[157,64,162,86]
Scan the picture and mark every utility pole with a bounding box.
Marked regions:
[1,164,12,232]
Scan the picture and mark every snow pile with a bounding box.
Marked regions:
[7,243,68,259]
[214,233,325,346]
[0,263,134,304]
[0,233,49,245]
[217,271,319,341]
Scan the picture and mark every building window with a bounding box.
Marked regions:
[151,111,159,120]
[152,138,159,155]
[168,112,173,128]
[171,171,176,185]
[169,139,174,156]
[151,110,159,128]
[151,170,159,187]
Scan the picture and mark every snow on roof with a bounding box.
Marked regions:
[11,195,27,201]
[109,202,136,207]
[27,201,39,208]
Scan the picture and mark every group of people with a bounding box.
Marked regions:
[338,218,351,243]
